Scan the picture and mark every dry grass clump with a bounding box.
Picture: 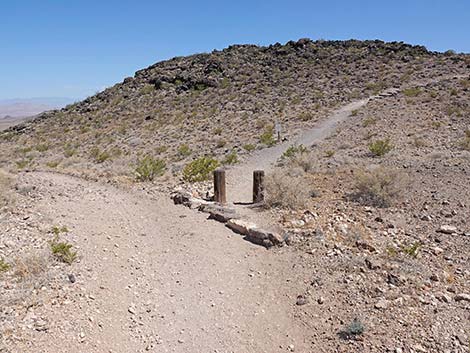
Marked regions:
[13,252,50,281]
[265,168,313,209]
[0,169,14,208]
[349,167,406,207]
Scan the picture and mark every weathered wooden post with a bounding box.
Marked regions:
[214,168,226,204]
[253,170,265,203]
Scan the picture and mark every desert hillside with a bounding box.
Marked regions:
[0,39,468,183]
[0,39,469,353]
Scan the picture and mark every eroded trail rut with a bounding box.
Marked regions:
[22,172,307,353]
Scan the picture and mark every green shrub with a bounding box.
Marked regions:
[243,144,256,152]
[368,138,393,157]
[35,144,49,152]
[402,87,421,97]
[183,157,220,182]
[339,318,365,340]
[52,225,69,236]
[90,147,111,163]
[46,160,60,168]
[299,112,315,121]
[222,151,238,165]
[324,150,335,158]
[50,238,77,264]
[281,144,307,159]
[362,116,377,127]
[402,242,421,258]
[0,258,10,273]
[177,144,192,158]
[135,156,166,181]
[260,126,276,146]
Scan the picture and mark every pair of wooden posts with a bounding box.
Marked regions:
[213,169,265,204]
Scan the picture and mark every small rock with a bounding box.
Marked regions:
[68,273,76,283]
[365,258,381,270]
[128,306,136,314]
[454,293,470,302]
[296,295,308,306]
[317,297,324,304]
[438,225,457,234]
[374,299,389,310]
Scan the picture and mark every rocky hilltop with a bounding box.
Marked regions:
[1,39,468,181]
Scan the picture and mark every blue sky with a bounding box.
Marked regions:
[1,0,469,100]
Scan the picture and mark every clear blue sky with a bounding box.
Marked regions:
[1,0,469,100]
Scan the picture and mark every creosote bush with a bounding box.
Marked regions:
[50,237,77,264]
[265,168,312,209]
[135,156,166,181]
[349,167,405,207]
[222,151,238,165]
[260,125,276,146]
[243,143,256,152]
[368,138,393,157]
[183,156,220,182]
[281,144,307,160]
[0,258,10,273]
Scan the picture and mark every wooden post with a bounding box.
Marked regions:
[253,170,265,203]
[214,169,226,204]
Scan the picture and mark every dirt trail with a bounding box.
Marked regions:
[226,74,466,204]
[13,73,466,353]
[226,98,371,204]
[18,172,307,353]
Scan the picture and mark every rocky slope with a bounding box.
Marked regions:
[0,39,468,183]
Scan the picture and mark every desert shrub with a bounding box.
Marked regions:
[368,138,393,157]
[362,116,377,127]
[366,81,387,94]
[260,126,276,146]
[0,170,14,207]
[50,238,77,264]
[339,318,365,340]
[402,87,421,97]
[0,258,10,273]
[402,241,421,258]
[222,151,238,165]
[243,144,256,152]
[52,225,69,236]
[265,169,312,209]
[64,147,76,157]
[140,84,155,95]
[35,143,49,152]
[13,252,49,280]
[460,130,470,151]
[46,160,60,168]
[90,147,111,163]
[183,157,220,182]
[281,144,307,160]
[351,109,359,116]
[155,145,168,155]
[324,150,335,158]
[135,156,166,181]
[177,144,192,158]
[16,159,31,169]
[299,112,315,121]
[288,152,317,173]
[349,167,405,207]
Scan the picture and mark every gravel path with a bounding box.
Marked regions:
[16,172,307,353]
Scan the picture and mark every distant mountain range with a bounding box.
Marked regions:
[0,97,75,118]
